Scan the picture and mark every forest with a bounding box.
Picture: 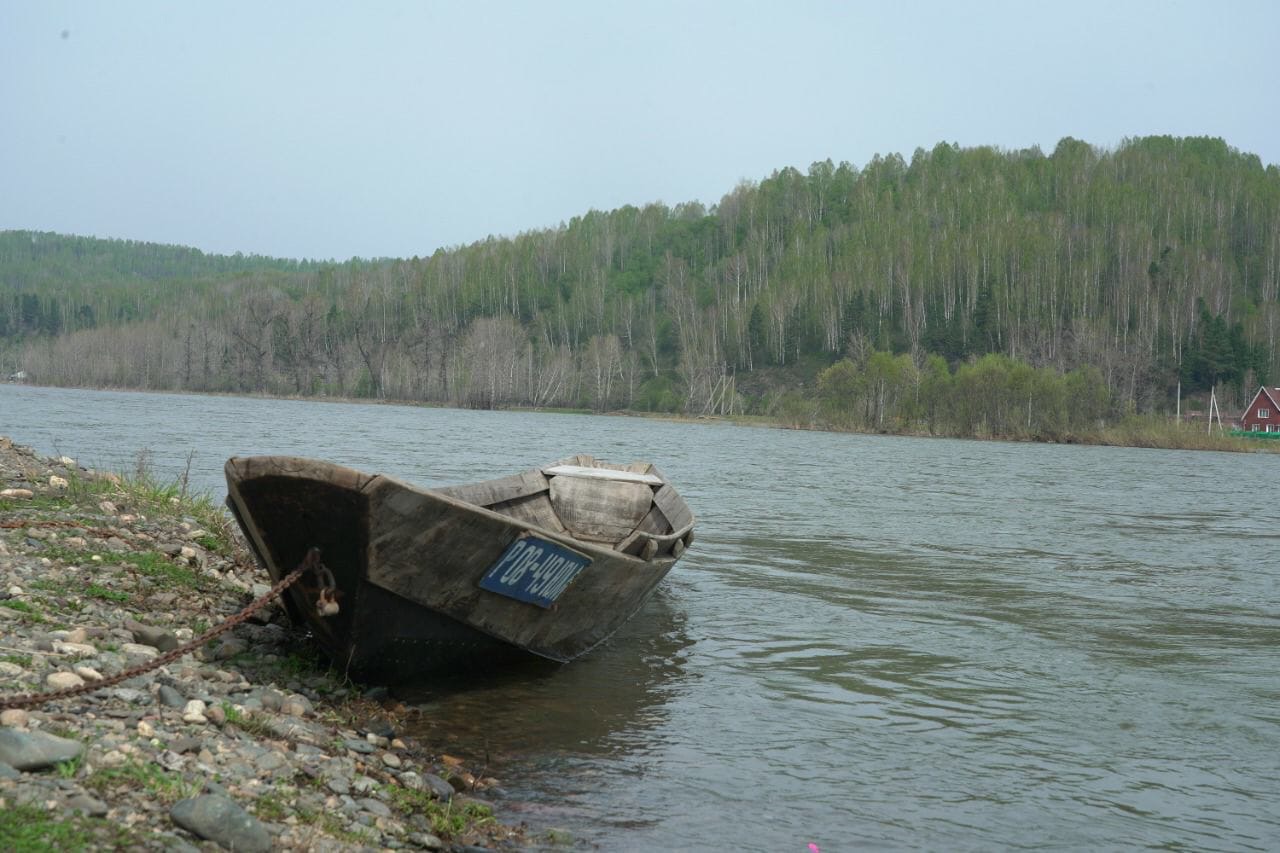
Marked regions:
[2,136,1277,440]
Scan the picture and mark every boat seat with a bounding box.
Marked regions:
[548,473,654,545]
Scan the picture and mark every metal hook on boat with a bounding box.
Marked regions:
[301,547,341,617]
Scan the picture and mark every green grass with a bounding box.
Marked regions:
[85,759,199,805]
[1,653,33,667]
[220,702,278,738]
[0,804,135,852]
[41,545,207,591]
[47,457,240,554]
[24,579,97,615]
[252,790,294,821]
[1095,416,1275,452]
[56,750,87,779]
[84,584,130,602]
[1,599,45,622]
[380,783,496,839]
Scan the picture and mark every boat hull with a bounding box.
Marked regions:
[224,456,690,681]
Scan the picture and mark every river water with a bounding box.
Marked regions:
[2,384,1278,851]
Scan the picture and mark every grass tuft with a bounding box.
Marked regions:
[0,803,135,852]
[380,783,496,839]
[85,759,199,805]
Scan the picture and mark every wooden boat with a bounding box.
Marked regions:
[224,454,695,682]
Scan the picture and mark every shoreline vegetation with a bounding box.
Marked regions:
[0,436,538,851]
[3,136,1278,450]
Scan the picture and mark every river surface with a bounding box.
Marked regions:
[2,383,1278,851]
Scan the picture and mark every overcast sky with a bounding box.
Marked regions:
[3,1,1277,261]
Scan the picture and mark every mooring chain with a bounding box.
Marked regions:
[0,548,327,711]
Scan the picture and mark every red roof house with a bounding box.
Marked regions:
[1240,386,1280,432]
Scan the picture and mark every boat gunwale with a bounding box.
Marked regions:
[225,455,695,566]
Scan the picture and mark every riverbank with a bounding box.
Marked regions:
[0,436,533,851]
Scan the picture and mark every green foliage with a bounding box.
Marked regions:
[4,135,1278,428]
[42,545,206,590]
[635,375,682,412]
[1181,297,1268,394]
[251,790,292,821]
[86,759,199,804]
[84,584,130,602]
[220,702,277,738]
[816,350,1114,440]
[1,599,44,621]
[56,750,87,779]
[0,803,135,852]
[379,784,495,839]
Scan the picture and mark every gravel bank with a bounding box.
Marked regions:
[0,435,531,851]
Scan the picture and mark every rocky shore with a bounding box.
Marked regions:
[0,436,532,851]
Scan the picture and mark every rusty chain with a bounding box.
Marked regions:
[0,549,327,711]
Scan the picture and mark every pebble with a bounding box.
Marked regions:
[407,832,445,850]
[100,749,128,767]
[52,641,97,657]
[344,738,376,755]
[137,720,156,738]
[110,687,149,704]
[158,683,187,708]
[49,475,69,490]
[182,700,208,724]
[0,709,30,727]
[213,637,247,660]
[420,773,455,802]
[46,671,86,690]
[66,793,109,816]
[120,642,160,659]
[358,797,393,818]
[128,623,179,652]
[381,752,403,769]
[74,666,104,682]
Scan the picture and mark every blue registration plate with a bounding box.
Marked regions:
[479,535,591,608]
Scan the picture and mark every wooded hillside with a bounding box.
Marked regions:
[3,136,1277,436]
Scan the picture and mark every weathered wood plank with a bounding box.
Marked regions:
[652,482,693,531]
[434,469,549,507]
[543,464,662,485]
